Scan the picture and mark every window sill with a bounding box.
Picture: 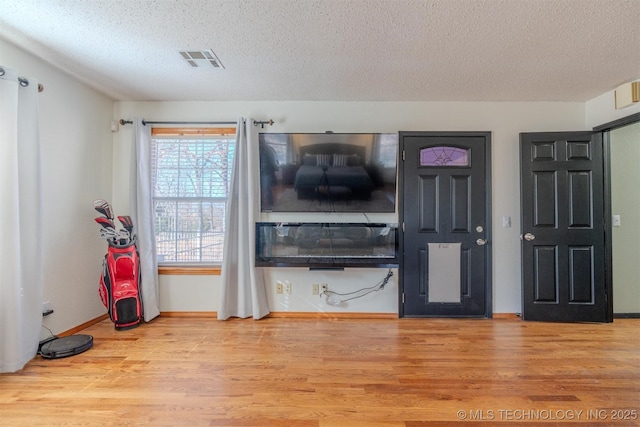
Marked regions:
[158,266,221,276]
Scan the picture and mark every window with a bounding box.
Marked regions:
[151,128,235,265]
[419,146,469,166]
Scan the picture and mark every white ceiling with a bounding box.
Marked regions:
[1,0,639,102]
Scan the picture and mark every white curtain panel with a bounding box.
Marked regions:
[130,118,160,321]
[0,67,43,372]
[218,118,270,320]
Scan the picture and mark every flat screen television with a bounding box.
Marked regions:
[259,132,398,213]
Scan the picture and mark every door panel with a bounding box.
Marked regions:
[533,171,557,226]
[400,132,491,317]
[534,245,558,302]
[419,176,438,231]
[520,132,608,322]
[451,175,471,231]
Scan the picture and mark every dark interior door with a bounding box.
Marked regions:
[520,131,610,322]
[400,132,491,317]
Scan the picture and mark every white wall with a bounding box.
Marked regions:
[3,37,635,326]
[114,100,586,315]
[585,82,640,129]
[610,122,640,314]
[1,39,115,336]
[586,86,640,315]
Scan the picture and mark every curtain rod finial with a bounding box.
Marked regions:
[253,119,275,129]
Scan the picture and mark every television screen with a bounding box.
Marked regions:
[259,132,398,213]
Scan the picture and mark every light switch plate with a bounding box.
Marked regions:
[613,215,621,227]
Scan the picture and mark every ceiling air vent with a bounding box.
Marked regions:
[179,50,225,69]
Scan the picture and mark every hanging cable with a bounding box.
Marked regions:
[322,269,393,306]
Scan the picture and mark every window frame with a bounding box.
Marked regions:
[150,127,235,273]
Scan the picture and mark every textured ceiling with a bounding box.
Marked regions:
[1,0,639,102]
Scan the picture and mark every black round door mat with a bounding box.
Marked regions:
[39,334,93,359]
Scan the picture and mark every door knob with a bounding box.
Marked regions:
[476,238,487,246]
[523,233,535,241]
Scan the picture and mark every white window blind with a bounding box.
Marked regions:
[151,129,235,264]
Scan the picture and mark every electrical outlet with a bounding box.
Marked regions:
[312,284,319,295]
[283,281,291,294]
[321,284,328,294]
[276,281,283,294]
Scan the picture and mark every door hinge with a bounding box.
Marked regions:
[402,150,405,161]
[402,222,405,232]
[402,293,405,304]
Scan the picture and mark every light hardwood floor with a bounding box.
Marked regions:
[1,316,639,426]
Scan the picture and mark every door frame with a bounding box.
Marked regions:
[398,131,492,318]
[595,112,640,320]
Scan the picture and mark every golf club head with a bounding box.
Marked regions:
[95,217,116,229]
[99,228,119,241]
[117,215,134,232]
[93,199,114,220]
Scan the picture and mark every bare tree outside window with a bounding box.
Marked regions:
[151,133,235,264]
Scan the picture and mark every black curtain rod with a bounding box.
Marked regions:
[118,119,274,128]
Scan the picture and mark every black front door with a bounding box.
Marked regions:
[400,132,491,317]
[520,132,609,322]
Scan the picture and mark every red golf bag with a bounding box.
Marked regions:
[99,238,143,330]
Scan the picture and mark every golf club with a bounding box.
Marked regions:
[93,199,114,220]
